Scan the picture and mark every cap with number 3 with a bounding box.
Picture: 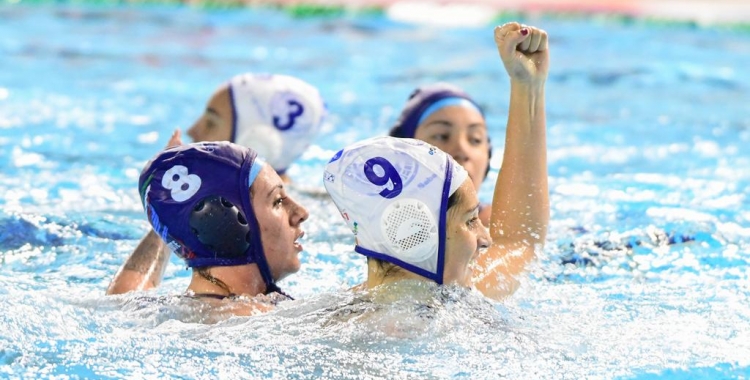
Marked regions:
[323,136,468,284]
[230,73,326,175]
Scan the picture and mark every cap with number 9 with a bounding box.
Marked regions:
[323,136,468,284]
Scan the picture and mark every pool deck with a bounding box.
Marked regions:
[255,0,750,25]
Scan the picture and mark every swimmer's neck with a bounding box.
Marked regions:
[365,259,429,289]
[187,263,268,297]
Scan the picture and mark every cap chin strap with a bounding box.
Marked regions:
[435,155,452,285]
[237,153,288,298]
[229,84,238,143]
[354,155,453,285]
[255,258,292,298]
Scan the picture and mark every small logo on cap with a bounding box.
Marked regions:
[396,219,424,241]
[324,171,335,183]
[147,202,170,244]
[329,149,343,163]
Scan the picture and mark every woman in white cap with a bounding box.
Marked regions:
[186,73,326,183]
[325,22,548,299]
[106,73,326,296]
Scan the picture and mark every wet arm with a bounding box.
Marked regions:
[474,23,550,299]
[106,230,171,295]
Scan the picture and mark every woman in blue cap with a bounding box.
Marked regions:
[106,73,325,296]
[130,141,309,314]
[326,22,549,299]
[389,82,493,224]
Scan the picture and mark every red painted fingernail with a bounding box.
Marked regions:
[521,28,529,36]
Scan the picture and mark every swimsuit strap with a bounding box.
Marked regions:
[189,293,237,300]
[266,283,295,301]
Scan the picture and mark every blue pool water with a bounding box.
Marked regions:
[1,4,749,379]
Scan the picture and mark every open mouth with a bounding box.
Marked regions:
[294,231,305,251]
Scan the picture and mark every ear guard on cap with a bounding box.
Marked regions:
[189,196,250,259]
[381,199,438,262]
[138,141,280,294]
[323,136,468,284]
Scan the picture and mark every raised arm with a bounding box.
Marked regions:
[106,229,171,295]
[106,130,183,295]
[474,23,550,299]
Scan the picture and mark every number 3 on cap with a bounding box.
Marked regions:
[364,157,402,199]
[162,165,202,202]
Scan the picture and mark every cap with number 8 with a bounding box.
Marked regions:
[138,141,278,292]
[323,136,468,284]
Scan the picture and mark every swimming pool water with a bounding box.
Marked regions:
[0,4,749,379]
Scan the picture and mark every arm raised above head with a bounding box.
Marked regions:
[474,22,550,300]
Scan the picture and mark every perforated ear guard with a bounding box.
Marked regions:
[323,136,468,284]
[381,198,437,262]
[189,196,250,259]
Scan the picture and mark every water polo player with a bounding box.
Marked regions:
[389,23,546,229]
[187,73,326,182]
[326,22,549,299]
[389,82,491,222]
[133,141,308,309]
[107,73,325,295]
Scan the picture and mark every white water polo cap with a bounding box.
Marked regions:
[229,73,326,174]
[324,136,468,284]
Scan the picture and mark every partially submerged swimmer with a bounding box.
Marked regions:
[121,141,309,316]
[106,73,325,296]
[107,21,548,320]
[326,22,549,300]
[187,72,326,182]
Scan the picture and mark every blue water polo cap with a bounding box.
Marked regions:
[389,82,484,139]
[389,83,492,181]
[138,141,277,291]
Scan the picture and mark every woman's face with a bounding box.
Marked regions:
[250,165,309,281]
[187,85,234,143]
[442,179,491,287]
[413,106,489,191]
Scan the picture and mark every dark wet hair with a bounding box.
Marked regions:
[196,267,232,294]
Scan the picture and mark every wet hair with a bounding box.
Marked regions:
[196,267,232,294]
[446,188,461,210]
[368,257,402,278]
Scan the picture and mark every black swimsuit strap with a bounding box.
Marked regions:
[190,293,237,300]
[266,283,294,301]
[189,288,294,302]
